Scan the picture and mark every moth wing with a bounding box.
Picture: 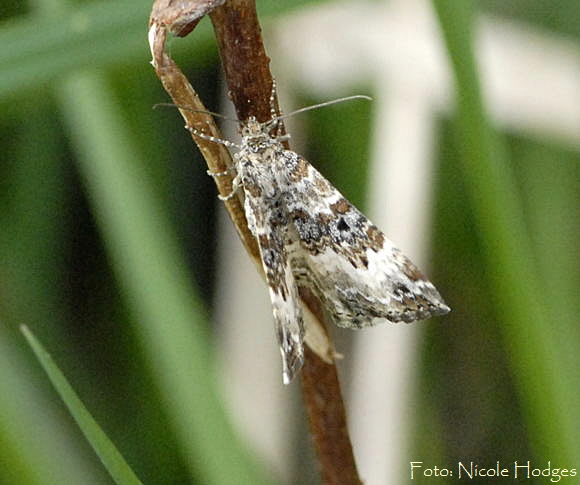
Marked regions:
[245,193,304,383]
[281,153,450,329]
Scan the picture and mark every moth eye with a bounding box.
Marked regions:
[337,218,349,231]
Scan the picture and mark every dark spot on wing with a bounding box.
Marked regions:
[290,209,308,222]
[258,233,288,300]
[360,255,368,268]
[393,282,413,299]
[337,218,349,231]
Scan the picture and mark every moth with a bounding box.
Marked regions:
[187,81,450,384]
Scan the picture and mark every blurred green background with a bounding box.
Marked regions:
[0,1,579,484]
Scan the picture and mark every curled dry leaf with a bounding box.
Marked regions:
[149,0,227,37]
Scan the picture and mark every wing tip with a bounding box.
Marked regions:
[399,296,451,322]
[433,301,451,316]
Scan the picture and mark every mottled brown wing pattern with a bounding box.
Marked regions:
[208,108,449,383]
[277,152,450,329]
[241,156,304,384]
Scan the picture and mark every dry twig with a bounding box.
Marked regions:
[149,1,361,483]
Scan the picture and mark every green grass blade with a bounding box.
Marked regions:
[0,99,107,484]
[432,1,580,464]
[0,328,106,485]
[20,325,143,485]
[56,70,270,485]
[0,0,326,100]
[0,0,209,98]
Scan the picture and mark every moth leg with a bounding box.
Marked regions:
[216,172,242,201]
[250,202,304,383]
[205,159,241,200]
[206,168,232,177]
[275,133,291,144]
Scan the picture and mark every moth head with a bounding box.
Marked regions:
[240,116,272,142]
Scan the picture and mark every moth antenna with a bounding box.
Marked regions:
[268,79,285,137]
[269,79,279,120]
[153,103,239,123]
[269,95,372,127]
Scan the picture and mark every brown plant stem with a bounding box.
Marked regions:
[149,1,361,483]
